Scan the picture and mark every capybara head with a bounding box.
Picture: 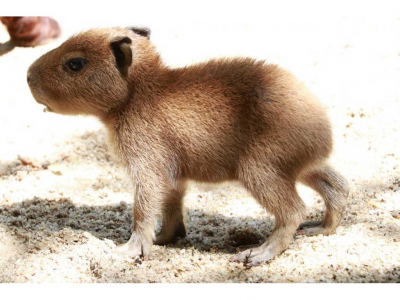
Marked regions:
[27,27,158,117]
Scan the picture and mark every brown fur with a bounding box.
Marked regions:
[27,27,349,266]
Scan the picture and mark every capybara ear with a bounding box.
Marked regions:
[127,26,151,39]
[110,36,132,77]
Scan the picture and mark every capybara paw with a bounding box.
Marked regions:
[114,233,152,259]
[154,221,186,245]
[230,246,276,267]
[296,221,334,236]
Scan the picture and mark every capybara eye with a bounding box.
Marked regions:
[66,58,87,72]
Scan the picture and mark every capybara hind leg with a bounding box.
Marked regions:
[230,220,301,266]
[297,164,349,236]
[232,168,306,266]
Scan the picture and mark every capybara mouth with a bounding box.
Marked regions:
[28,85,54,113]
[36,100,53,112]
[43,105,53,113]
[33,96,53,113]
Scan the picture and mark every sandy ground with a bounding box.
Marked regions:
[1,3,400,282]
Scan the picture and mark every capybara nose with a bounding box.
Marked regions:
[27,66,36,85]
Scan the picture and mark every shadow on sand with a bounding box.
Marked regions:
[0,197,272,255]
